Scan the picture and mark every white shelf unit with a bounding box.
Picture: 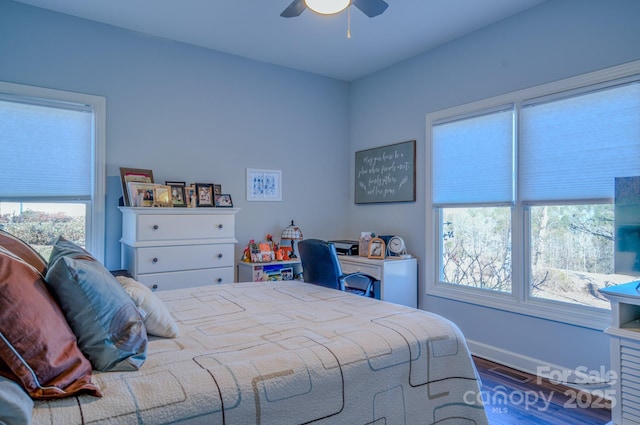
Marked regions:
[600,280,640,425]
[237,260,303,282]
[338,255,418,308]
[119,207,239,291]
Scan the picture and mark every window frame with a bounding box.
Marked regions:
[426,60,640,330]
[0,81,106,262]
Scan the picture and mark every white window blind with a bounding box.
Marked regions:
[520,81,640,203]
[0,96,93,200]
[432,107,514,205]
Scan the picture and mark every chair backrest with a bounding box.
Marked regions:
[298,239,343,290]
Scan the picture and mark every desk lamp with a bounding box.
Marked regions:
[281,220,303,258]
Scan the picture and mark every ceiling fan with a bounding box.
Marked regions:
[280,0,389,18]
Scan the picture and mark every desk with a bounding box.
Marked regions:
[237,260,302,282]
[338,256,417,308]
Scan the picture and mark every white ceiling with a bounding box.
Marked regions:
[12,0,548,81]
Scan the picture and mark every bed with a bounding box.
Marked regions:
[28,280,488,424]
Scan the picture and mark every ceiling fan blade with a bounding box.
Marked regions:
[352,0,388,17]
[280,0,306,18]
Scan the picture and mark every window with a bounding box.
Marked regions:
[0,82,106,261]
[427,61,640,329]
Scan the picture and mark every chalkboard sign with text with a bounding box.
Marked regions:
[355,140,416,204]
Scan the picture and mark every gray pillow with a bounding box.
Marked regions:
[0,376,33,425]
[45,236,147,372]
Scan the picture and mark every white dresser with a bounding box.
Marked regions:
[600,281,640,425]
[119,207,239,291]
[338,255,417,308]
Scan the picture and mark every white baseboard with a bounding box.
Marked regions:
[467,339,612,392]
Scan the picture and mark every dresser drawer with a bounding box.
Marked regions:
[340,260,381,280]
[136,267,234,291]
[132,214,235,241]
[134,243,235,274]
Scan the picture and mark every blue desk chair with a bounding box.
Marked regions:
[298,239,377,298]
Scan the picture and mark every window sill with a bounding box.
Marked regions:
[427,282,611,331]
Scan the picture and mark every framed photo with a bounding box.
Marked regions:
[195,183,214,207]
[120,167,154,206]
[165,181,185,186]
[281,267,294,281]
[153,185,171,207]
[213,184,222,195]
[368,237,386,259]
[214,193,233,207]
[184,185,196,207]
[169,184,187,207]
[246,168,282,201]
[127,182,156,207]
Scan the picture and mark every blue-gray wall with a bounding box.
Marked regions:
[2,0,640,376]
[0,0,351,271]
[348,0,640,375]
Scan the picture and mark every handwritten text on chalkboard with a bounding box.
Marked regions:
[355,140,416,204]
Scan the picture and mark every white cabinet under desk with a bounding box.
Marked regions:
[338,255,417,308]
[119,207,239,291]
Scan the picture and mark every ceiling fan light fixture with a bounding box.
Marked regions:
[305,0,351,15]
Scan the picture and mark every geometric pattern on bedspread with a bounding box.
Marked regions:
[32,281,489,425]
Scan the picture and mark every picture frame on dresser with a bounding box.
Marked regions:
[168,184,187,207]
[184,185,196,207]
[215,194,233,207]
[127,182,156,207]
[195,183,214,207]
[119,167,154,206]
[153,185,171,207]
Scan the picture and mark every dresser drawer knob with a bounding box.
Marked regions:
[217,253,223,259]
[217,224,223,229]
[152,225,159,230]
[152,257,158,263]
[152,284,158,291]
[216,277,222,283]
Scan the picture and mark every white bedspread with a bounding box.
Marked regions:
[33,281,488,424]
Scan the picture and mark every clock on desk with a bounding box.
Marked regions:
[387,236,408,257]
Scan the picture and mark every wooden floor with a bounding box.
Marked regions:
[473,356,611,425]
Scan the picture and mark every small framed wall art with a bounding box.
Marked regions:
[246,168,282,201]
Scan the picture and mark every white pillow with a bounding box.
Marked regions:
[116,276,179,338]
[0,376,33,425]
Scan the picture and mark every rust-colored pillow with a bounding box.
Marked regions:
[0,230,47,275]
[0,247,101,399]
